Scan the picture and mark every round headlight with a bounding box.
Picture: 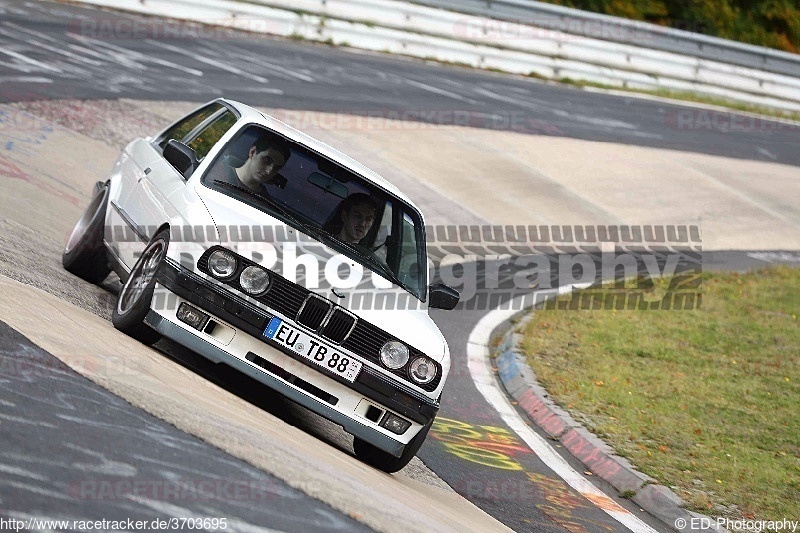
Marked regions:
[240,265,270,295]
[380,340,409,370]
[208,250,238,279]
[409,356,437,385]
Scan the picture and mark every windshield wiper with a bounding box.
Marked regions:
[335,239,406,289]
[213,179,286,216]
[212,180,323,239]
[213,180,410,290]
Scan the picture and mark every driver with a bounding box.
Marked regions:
[225,134,291,194]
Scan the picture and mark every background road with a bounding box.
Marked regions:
[1,0,798,166]
[1,0,798,531]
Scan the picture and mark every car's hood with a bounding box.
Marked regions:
[194,184,448,362]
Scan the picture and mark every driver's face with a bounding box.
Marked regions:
[248,146,286,184]
[341,204,376,243]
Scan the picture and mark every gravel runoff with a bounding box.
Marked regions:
[1,97,454,494]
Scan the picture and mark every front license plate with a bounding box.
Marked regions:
[263,318,361,382]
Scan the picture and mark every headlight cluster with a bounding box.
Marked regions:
[379,340,409,369]
[409,356,437,385]
[380,340,437,385]
[239,265,270,295]
[208,249,238,279]
[207,249,271,296]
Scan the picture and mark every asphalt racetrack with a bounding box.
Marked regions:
[1,0,799,531]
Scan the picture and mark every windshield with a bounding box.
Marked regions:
[201,124,427,300]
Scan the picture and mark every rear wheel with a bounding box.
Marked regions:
[62,182,112,284]
[353,419,432,473]
[111,228,169,345]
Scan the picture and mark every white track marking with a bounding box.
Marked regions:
[756,147,777,160]
[203,42,315,83]
[467,291,658,533]
[72,36,204,77]
[406,79,481,104]
[234,86,285,94]
[0,76,52,84]
[146,39,269,83]
[0,48,62,73]
[1,22,102,66]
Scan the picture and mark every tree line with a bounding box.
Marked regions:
[542,0,800,53]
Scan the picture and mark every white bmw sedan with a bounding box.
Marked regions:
[63,98,459,473]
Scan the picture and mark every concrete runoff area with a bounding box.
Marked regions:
[290,112,800,251]
[7,99,798,250]
[0,276,509,532]
[100,100,799,249]
[0,99,798,529]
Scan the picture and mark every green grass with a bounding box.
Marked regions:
[520,266,800,518]
[559,79,800,122]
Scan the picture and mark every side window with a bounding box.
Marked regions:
[156,103,223,151]
[398,211,423,291]
[186,111,237,160]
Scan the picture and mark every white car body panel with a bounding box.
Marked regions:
[95,98,456,461]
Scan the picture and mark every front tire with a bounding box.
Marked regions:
[353,419,433,473]
[62,182,112,284]
[111,228,169,345]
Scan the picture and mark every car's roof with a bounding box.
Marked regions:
[222,98,419,212]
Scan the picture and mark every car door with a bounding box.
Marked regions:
[111,103,225,268]
[120,103,237,267]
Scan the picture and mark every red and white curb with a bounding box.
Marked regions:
[467,286,722,532]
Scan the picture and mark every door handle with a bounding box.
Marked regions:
[137,167,151,183]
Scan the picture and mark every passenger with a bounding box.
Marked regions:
[327,193,378,245]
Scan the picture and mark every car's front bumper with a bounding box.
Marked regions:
[149,259,439,456]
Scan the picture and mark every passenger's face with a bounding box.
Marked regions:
[341,204,375,243]
[247,146,286,184]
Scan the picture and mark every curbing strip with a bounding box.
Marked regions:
[492,324,724,533]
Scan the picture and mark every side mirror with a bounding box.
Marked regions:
[164,139,199,180]
[429,282,460,310]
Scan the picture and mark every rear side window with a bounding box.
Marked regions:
[157,103,223,151]
[186,111,238,160]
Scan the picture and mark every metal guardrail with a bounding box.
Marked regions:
[408,0,800,79]
[71,0,800,111]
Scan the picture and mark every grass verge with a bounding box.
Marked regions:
[520,266,799,519]
[562,79,800,122]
